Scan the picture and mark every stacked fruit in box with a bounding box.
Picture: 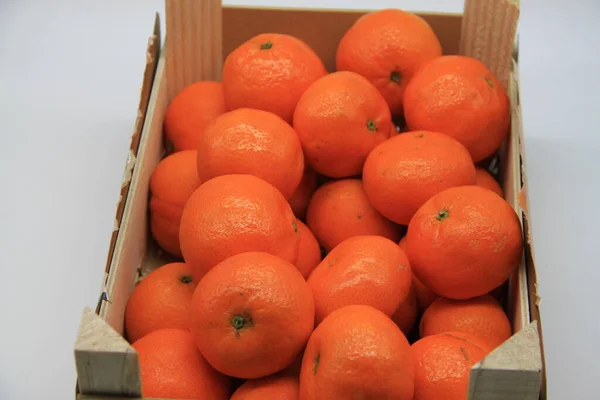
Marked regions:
[124,8,522,400]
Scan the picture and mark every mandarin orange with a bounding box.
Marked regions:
[190,252,314,379]
[336,9,442,115]
[222,33,326,123]
[404,56,510,162]
[406,185,523,299]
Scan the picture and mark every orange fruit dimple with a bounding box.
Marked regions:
[404,55,511,162]
[475,166,504,197]
[293,71,392,178]
[411,331,492,400]
[407,185,523,299]
[288,166,318,219]
[306,179,401,251]
[132,329,230,400]
[336,9,442,116]
[125,262,197,343]
[179,174,300,281]
[363,130,476,225]
[196,108,304,199]
[308,235,412,324]
[222,33,326,123]
[231,374,299,400]
[299,305,414,400]
[190,252,315,379]
[295,220,321,279]
[420,295,512,349]
[164,81,226,152]
[149,150,202,257]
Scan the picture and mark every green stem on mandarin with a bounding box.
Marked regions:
[436,208,449,221]
[179,275,192,284]
[231,315,247,330]
[390,70,401,83]
[260,41,273,50]
[313,353,321,375]
[366,120,378,131]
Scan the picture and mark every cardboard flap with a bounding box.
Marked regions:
[468,321,542,400]
[460,0,520,89]
[74,308,141,397]
[165,0,223,101]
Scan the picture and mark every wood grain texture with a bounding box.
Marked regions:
[99,51,168,335]
[165,0,222,102]
[468,321,542,400]
[75,308,141,397]
[512,58,548,400]
[460,0,519,90]
[501,66,530,335]
[96,14,161,317]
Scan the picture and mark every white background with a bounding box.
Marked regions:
[0,0,598,399]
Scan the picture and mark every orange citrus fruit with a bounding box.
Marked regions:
[404,55,511,162]
[231,374,298,400]
[125,262,197,343]
[363,130,476,225]
[132,329,230,399]
[190,252,314,379]
[411,332,492,400]
[299,305,414,400]
[163,81,226,152]
[293,71,392,178]
[475,166,503,197]
[308,235,412,324]
[295,220,321,279]
[406,185,523,299]
[306,179,401,251]
[222,33,326,123]
[179,174,300,281]
[196,108,304,199]
[149,150,202,257]
[289,166,318,219]
[336,9,442,115]
[420,294,511,348]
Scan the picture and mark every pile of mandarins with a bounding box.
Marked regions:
[124,8,522,400]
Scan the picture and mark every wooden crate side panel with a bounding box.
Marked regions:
[222,6,462,72]
[165,0,222,102]
[512,58,547,399]
[504,69,530,333]
[99,54,168,334]
[96,15,161,315]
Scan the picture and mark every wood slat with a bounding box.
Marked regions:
[460,0,520,90]
[165,0,222,101]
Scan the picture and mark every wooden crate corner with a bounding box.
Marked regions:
[468,321,543,400]
[74,307,141,398]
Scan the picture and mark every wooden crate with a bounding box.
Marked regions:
[74,1,545,399]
